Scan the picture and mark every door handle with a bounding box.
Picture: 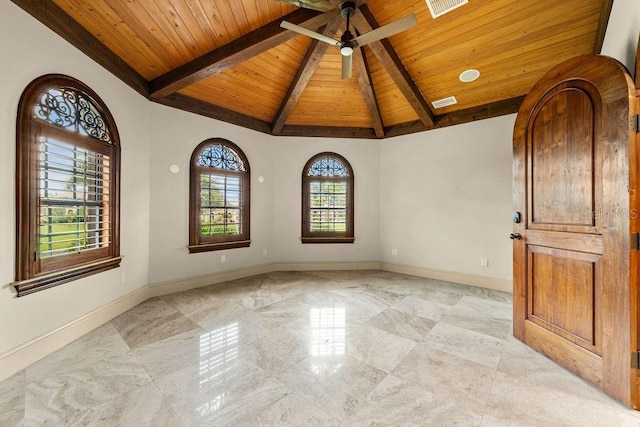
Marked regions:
[509,233,522,240]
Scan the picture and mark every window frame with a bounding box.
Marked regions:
[188,138,251,253]
[15,74,121,297]
[301,152,354,244]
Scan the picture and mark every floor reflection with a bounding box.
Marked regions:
[309,307,346,376]
[197,322,239,416]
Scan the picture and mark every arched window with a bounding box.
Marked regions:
[15,74,121,296]
[302,152,354,243]
[189,139,250,253]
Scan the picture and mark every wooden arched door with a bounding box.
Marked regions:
[513,54,639,407]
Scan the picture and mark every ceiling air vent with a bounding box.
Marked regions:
[432,96,458,109]
[425,0,469,18]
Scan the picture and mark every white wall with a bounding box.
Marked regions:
[601,0,640,78]
[379,115,515,282]
[146,113,381,285]
[147,105,275,284]
[271,138,381,264]
[0,3,152,356]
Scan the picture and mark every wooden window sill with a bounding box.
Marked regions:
[188,240,251,253]
[12,256,123,297]
[301,237,355,244]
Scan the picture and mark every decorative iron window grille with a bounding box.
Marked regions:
[189,139,251,253]
[197,144,246,171]
[35,87,111,142]
[308,156,349,177]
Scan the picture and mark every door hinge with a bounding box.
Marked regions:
[632,114,640,132]
[632,233,640,250]
[632,351,640,369]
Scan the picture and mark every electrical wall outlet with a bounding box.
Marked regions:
[391,248,399,256]
[263,249,268,256]
[481,258,489,267]
[221,255,226,263]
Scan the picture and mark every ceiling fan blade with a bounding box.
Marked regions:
[281,20,342,47]
[353,13,418,47]
[341,53,353,79]
[273,0,342,12]
[273,0,369,12]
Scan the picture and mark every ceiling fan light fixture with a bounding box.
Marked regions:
[341,45,354,56]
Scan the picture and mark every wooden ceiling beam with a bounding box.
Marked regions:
[10,0,148,97]
[592,0,613,54]
[384,96,525,138]
[279,125,377,139]
[352,46,384,138]
[272,16,344,135]
[149,8,340,99]
[351,5,436,128]
[154,93,272,135]
[153,93,524,140]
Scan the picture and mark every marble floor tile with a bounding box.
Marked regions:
[425,321,505,369]
[482,370,622,426]
[277,354,387,417]
[345,324,416,373]
[232,391,347,426]
[329,286,405,307]
[160,285,225,317]
[71,383,180,427]
[391,343,497,412]
[132,326,207,381]
[392,294,453,322]
[351,374,483,426]
[4,270,640,425]
[381,283,463,307]
[300,289,388,323]
[188,300,255,331]
[453,295,513,320]
[365,308,437,342]
[24,352,151,425]
[26,322,130,381]
[112,297,201,349]
[440,310,512,340]
[154,358,288,426]
[0,370,25,427]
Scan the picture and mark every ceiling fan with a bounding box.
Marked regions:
[279,1,418,79]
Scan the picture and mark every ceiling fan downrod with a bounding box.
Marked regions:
[340,1,355,56]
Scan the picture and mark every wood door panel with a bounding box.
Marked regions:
[527,245,602,352]
[524,320,603,387]
[525,229,603,253]
[527,83,602,233]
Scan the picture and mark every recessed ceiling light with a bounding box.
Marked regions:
[459,69,480,83]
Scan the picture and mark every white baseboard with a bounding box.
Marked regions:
[149,263,273,297]
[0,260,509,382]
[381,262,513,293]
[272,261,382,272]
[0,285,149,382]
[148,261,382,297]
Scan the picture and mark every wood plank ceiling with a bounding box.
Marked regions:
[11,0,613,139]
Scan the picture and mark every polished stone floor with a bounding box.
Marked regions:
[2,270,640,426]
